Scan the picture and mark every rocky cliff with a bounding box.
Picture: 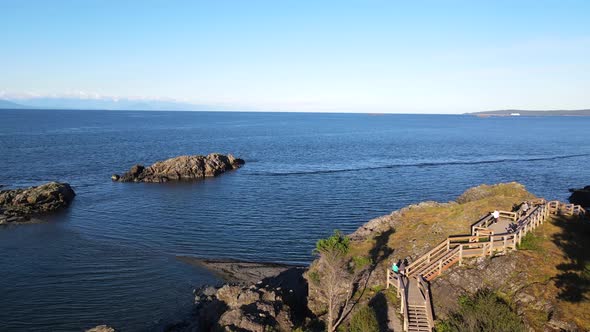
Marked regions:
[111,153,245,183]
[0,182,76,224]
[569,185,590,207]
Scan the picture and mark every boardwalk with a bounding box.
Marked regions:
[386,200,586,332]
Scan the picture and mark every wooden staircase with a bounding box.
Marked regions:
[416,246,461,281]
[407,304,430,332]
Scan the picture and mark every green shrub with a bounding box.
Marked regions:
[308,270,321,285]
[517,232,541,251]
[352,256,372,271]
[348,305,379,332]
[436,289,525,332]
[315,230,350,256]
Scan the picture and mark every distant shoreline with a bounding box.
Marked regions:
[3,107,590,116]
[467,109,590,117]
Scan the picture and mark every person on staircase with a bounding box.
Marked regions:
[392,260,400,274]
[399,259,406,276]
[521,202,529,217]
[492,210,500,224]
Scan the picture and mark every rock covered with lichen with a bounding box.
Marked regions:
[111,153,245,183]
[0,182,76,224]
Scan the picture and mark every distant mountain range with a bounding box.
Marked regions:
[2,98,589,115]
[0,98,226,111]
[469,109,590,116]
[0,99,27,109]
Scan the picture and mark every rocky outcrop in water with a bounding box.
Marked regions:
[0,182,76,224]
[111,153,245,183]
[569,185,590,207]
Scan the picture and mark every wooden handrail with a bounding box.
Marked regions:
[416,276,435,329]
[405,239,449,276]
[471,214,494,232]
[418,247,460,279]
[399,276,409,331]
[499,210,517,221]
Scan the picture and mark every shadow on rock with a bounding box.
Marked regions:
[368,292,389,332]
[551,215,590,302]
[369,229,395,271]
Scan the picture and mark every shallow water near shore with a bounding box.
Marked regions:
[1,109,589,331]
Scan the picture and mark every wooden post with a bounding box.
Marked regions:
[386,269,390,289]
[459,245,463,266]
[439,260,443,276]
[503,236,508,253]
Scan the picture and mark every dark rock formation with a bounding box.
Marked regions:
[177,268,310,332]
[112,153,245,183]
[569,185,590,207]
[0,182,76,224]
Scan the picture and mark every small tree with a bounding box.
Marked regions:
[312,230,358,332]
[348,305,379,332]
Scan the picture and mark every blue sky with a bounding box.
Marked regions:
[1,0,589,113]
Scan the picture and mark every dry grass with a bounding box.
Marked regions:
[350,182,535,268]
[510,214,590,330]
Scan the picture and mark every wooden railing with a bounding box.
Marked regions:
[471,214,494,234]
[547,201,584,216]
[405,240,449,277]
[387,270,409,331]
[416,276,434,329]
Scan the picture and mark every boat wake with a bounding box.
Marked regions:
[250,153,590,176]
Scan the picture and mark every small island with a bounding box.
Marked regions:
[111,153,245,183]
[0,182,76,224]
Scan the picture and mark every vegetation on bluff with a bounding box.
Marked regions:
[435,290,525,332]
[432,210,590,330]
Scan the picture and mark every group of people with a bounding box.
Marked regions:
[503,202,531,233]
[391,258,409,276]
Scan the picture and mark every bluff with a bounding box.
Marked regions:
[159,182,589,331]
[0,182,76,224]
[111,153,245,183]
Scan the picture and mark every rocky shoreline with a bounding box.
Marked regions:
[170,265,310,332]
[111,153,245,183]
[569,185,590,207]
[177,257,300,285]
[0,182,76,224]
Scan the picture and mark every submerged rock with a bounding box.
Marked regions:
[0,182,76,224]
[569,185,590,207]
[112,153,245,183]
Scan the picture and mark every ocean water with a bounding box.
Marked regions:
[0,109,588,331]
